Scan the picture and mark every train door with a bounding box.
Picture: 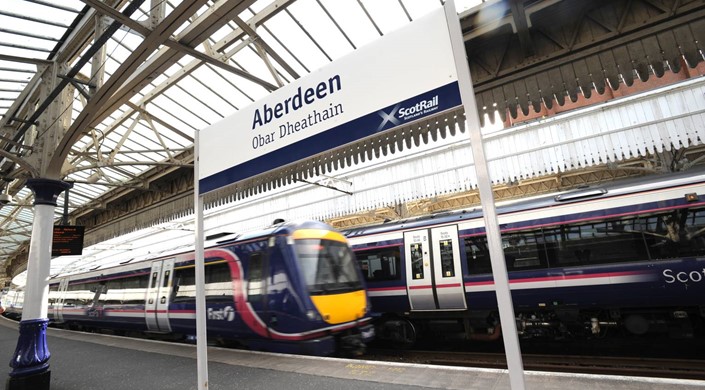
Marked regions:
[404,225,466,311]
[145,258,175,332]
[52,277,69,322]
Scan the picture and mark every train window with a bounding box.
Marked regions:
[502,231,546,271]
[150,272,159,289]
[162,270,171,288]
[95,279,125,306]
[173,267,196,303]
[354,248,401,282]
[205,262,233,303]
[410,243,424,280]
[247,252,265,304]
[124,274,149,289]
[48,284,59,305]
[64,281,101,306]
[439,240,455,277]
[464,236,491,274]
[295,239,363,294]
[121,274,149,305]
[86,275,151,306]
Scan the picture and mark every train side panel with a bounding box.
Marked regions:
[349,170,705,342]
[40,220,372,356]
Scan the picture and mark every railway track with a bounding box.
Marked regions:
[364,349,705,380]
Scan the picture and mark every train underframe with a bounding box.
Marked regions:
[374,305,705,346]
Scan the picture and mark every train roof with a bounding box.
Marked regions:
[49,219,334,280]
[343,167,705,237]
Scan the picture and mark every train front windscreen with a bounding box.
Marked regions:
[295,239,364,295]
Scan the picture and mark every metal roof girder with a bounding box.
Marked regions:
[48,0,210,178]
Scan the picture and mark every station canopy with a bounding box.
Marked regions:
[0,0,486,285]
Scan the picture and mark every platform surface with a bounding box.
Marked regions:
[2,316,703,390]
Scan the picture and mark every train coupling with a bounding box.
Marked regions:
[338,324,374,357]
[338,333,365,357]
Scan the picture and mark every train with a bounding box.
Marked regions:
[3,220,374,356]
[0,288,23,319]
[344,168,705,345]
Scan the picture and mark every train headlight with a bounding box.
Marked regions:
[306,310,320,321]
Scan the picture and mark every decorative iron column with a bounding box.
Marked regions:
[7,178,72,390]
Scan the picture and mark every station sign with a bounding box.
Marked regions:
[198,7,462,194]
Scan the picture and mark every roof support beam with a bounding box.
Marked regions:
[12,0,146,146]
[47,0,210,179]
[82,0,278,91]
[509,0,534,57]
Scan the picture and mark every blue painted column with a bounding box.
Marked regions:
[7,179,72,390]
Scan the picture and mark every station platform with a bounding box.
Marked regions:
[2,316,703,390]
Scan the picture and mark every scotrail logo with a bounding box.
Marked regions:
[376,95,439,131]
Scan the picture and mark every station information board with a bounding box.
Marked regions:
[52,225,85,256]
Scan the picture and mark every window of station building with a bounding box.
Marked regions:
[354,247,401,282]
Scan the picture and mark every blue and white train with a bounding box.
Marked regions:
[345,169,705,344]
[7,220,374,356]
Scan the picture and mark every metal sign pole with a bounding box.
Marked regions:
[444,1,527,389]
[194,130,209,389]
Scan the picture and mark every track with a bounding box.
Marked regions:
[364,348,705,380]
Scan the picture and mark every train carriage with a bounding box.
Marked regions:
[26,220,374,356]
[345,169,705,344]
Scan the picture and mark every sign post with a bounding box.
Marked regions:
[444,1,526,388]
[193,131,208,390]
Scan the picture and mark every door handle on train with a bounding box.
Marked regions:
[160,296,166,304]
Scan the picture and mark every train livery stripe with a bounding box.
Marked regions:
[408,283,461,290]
[436,283,462,288]
[104,310,146,318]
[367,271,656,297]
[465,271,656,292]
[367,286,406,297]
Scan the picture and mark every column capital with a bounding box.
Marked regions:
[25,178,73,206]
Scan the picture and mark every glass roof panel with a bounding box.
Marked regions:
[264,11,330,72]
[359,0,413,34]
[2,0,497,287]
[288,0,353,62]
[316,0,381,48]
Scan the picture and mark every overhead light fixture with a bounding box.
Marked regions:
[0,193,12,205]
[86,171,101,184]
[0,180,13,205]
